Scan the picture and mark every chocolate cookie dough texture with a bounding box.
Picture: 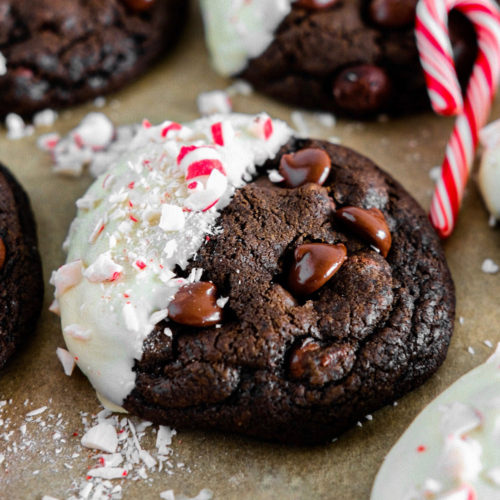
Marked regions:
[0,164,43,370]
[200,0,478,116]
[54,113,455,443]
[0,0,188,117]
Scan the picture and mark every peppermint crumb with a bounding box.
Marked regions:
[489,214,497,227]
[468,346,475,355]
[366,415,373,421]
[484,340,494,348]
[482,259,499,274]
[393,401,398,407]
[459,317,465,325]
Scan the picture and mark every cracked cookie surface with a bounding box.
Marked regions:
[124,139,455,443]
[0,0,187,117]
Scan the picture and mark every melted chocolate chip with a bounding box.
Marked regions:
[369,0,417,28]
[0,238,5,271]
[295,0,341,9]
[122,0,156,12]
[335,206,392,257]
[289,339,320,379]
[279,148,332,188]
[168,282,223,327]
[288,243,347,295]
[289,339,356,385]
[333,64,391,115]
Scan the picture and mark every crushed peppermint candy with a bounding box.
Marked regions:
[0,394,210,500]
[197,90,232,116]
[5,113,34,140]
[482,258,499,274]
[56,347,76,376]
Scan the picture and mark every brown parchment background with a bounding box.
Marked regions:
[0,6,499,500]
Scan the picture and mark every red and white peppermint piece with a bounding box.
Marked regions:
[37,132,60,151]
[211,121,235,146]
[63,324,92,341]
[178,145,226,179]
[73,113,114,151]
[160,121,182,138]
[185,168,228,211]
[83,252,123,283]
[247,114,273,140]
[56,347,76,376]
[50,260,83,298]
[436,484,477,500]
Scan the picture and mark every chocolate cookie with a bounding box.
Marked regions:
[201,0,478,116]
[0,0,188,117]
[55,114,454,444]
[0,164,43,370]
[124,138,455,443]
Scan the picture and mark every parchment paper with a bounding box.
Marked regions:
[0,7,499,500]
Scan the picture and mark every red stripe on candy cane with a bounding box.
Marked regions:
[211,122,224,146]
[416,0,500,238]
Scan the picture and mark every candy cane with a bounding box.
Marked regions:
[416,0,500,238]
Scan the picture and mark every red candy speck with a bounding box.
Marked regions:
[142,119,152,129]
[123,293,130,298]
[110,272,121,282]
[128,182,135,189]
[128,200,134,208]
[73,432,79,437]
[211,122,224,146]
[74,356,79,361]
[417,445,427,453]
[122,471,128,477]
[136,261,146,270]
[86,475,91,480]
[99,457,105,466]
[130,215,138,222]
[264,118,273,139]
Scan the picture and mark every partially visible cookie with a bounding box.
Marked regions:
[55,113,455,443]
[200,0,478,116]
[371,345,500,500]
[0,0,188,117]
[0,164,43,370]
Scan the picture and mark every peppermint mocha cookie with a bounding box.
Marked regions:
[372,344,500,500]
[0,164,43,369]
[200,0,477,116]
[0,0,188,117]
[53,113,455,443]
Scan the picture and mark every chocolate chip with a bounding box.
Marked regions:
[168,282,223,327]
[289,339,320,379]
[122,0,156,12]
[369,0,417,28]
[0,238,5,271]
[333,65,391,115]
[335,206,392,257]
[295,0,341,9]
[279,148,332,188]
[288,243,347,295]
[289,339,356,385]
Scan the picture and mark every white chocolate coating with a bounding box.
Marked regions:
[200,0,294,76]
[479,119,500,219]
[55,113,292,407]
[371,345,500,500]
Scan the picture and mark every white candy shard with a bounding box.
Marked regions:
[56,347,75,376]
[83,252,123,283]
[63,324,92,341]
[156,425,176,454]
[73,112,114,150]
[197,90,232,116]
[86,467,126,479]
[159,204,185,232]
[482,258,499,274]
[81,422,118,453]
[50,260,83,298]
[0,51,6,76]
